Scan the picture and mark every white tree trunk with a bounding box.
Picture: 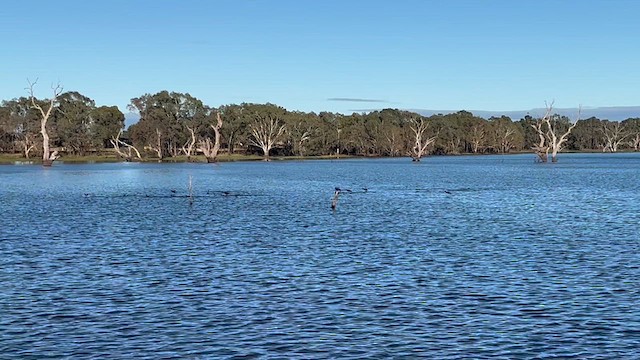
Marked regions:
[28,80,62,166]
[110,128,142,161]
[197,112,224,162]
[409,117,437,161]
[249,115,286,160]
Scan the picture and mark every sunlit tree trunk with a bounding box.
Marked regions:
[28,79,63,166]
[249,115,286,161]
[182,126,197,161]
[198,112,224,162]
[19,134,37,159]
[532,102,579,163]
[546,105,579,163]
[531,119,549,162]
[602,122,628,153]
[144,128,163,160]
[110,128,142,161]
[409,117,437,161]
[630,133,640,151]
[470,124,485,153]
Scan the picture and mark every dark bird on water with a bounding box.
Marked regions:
[170,189,177,194]
[335,187,341,192]
[444,190,452,195]
[362,187,368,193]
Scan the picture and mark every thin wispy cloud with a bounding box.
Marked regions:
[327,97,389,103]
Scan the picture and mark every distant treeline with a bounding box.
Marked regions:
[1,89,639,159]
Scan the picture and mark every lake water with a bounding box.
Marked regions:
[1,153,640,359]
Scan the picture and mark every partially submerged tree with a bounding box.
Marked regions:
[27,80,63,166]
[531,102,580,163]
[408,117,437,161]
[531,118,550,162]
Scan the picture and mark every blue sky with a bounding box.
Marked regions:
[1,0,639,115]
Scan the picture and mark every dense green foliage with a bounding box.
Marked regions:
[2,88,640,160]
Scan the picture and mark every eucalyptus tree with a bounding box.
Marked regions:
[128,91,207,160]
[243,103,287,159]
[467,117,488,153]
[1,97,41,158]
[27,80,63,166]
[55,91,95,155]
[622,118,640,151]
[530,102,580,163]
[601,121,628,152]
[197,111,224,162]
[219,103,249,154]
[488,116,523,153]
[284,111,317,156]
[570,117,604,151]
[372,109,408,157]
[92,105,125,149]
[318,111,343,156]
[437,111,473,154]
[339,113,367,155]
[409,116,437,161]
[110,128,142,161]
[0,105,12,152]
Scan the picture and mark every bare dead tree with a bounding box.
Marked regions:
[249,114,286,161]
[197,112,224,162]
[545,103,580,163]
[531,102,579,163]
[110,128,142,161]
[409,117,437,161]
[27,79,63,166]
[602,122,628,153]
[531,104,553,162]
[183,126,197,161]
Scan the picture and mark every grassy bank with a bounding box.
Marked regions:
[0,152,356,165]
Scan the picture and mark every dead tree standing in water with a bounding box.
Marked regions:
[531,101,580,163]
[27,79,63,166]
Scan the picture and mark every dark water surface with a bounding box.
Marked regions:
[1,153,640,359]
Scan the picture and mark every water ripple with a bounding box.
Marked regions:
[1,155,640,358]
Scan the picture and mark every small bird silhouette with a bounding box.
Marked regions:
[335,187,341,192]
[444,190,452,195]
[170,189,177,194]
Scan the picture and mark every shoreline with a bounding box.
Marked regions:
[2,150,638,165]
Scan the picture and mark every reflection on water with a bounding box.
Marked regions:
[1,153,640,358]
